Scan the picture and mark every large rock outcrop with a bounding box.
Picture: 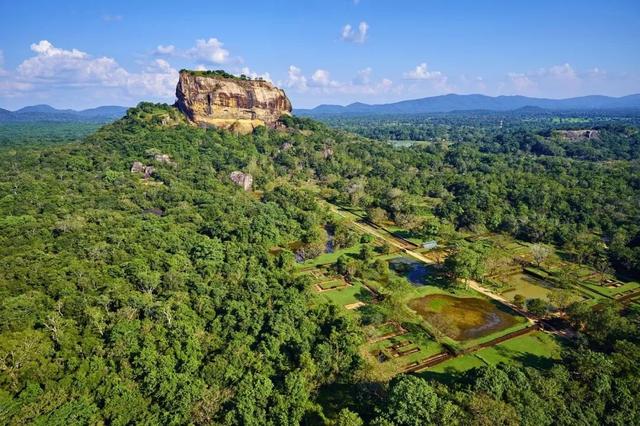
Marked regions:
[175,70,292,133]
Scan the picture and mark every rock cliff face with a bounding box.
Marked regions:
[175,70,292,133]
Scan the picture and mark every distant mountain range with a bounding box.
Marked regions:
[295,94,640,116]
[0,104,129,123]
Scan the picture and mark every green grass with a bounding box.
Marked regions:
[425,352,486,375]
[365,322,399,338]
[321,280,373,307]
[318,279,346,290]
[457,319,531,350]
[499,273,553,300]
[364,325,446,378]
[298,243,365,268]
[579,280,640,298]
[423,331,561,378]
[474,332,561,367]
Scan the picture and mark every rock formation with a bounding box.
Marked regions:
[131,161,154,179]
[229,171,253,191]
[555,129,600,141]
[175,70,292,134]
[153,153,176,166]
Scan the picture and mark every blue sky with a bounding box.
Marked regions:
[1,0,639,109]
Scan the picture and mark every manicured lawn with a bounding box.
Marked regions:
[426,352,486,375]
[580,280,640,298]
[322,280,373,307]
[299,243,365,268]
[457,320,531,350]
[475,332,561,368]
[424,331,561,377]
[318,279,346,290]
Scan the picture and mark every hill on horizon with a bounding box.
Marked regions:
[295,93,640,116]
[0,104,129,123]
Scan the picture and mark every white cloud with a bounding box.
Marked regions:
[155,44,175,55]
[341,21,369,43]
[540,63,577,80]
[353,67,372,85]
[403,62,450,92]
[286,65,308,91]
[125,59,178,98]
[404,63,444,81]
[1,40,178,104]
[311,69,339,87]
[502,63,591,96]
[18,41,128,85]
[186,38,229,64]
[284,66,394,97]
[507,72,536,92]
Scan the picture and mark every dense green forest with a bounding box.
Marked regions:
[1,104,639,425]
[0,123,102,147]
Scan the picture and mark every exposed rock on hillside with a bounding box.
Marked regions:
[230,171,253,191]
[175,70,292,134]
[555,129,600,141]
[153,153,176,166]
[131,161,154,179]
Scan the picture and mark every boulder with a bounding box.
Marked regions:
[229,171,253,191]
[131,161,145,173]
[131,161,154,179]
[153,153,175,166]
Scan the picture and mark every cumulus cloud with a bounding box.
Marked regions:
[310,69,340,88]
[186,38,229,64]
[284,66,394,97]
[125,59,179,98]
[17,40,128,85]
[404,63,444,81]
[155,44,176,55]
[501,63,600,96]
[539,63,577,80]
[353,67,372,85]
[0,40,178,104]
[286,65,308,91]
[403,62,451,92]
[341,21,369,43]
[507,72,536,92]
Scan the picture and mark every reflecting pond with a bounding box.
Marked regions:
[408,294,522,340]
[389,256,434,285]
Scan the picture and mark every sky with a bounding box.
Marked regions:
[0,0,639,110]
